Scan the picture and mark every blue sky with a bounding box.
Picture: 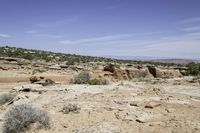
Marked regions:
[0,0,200,59]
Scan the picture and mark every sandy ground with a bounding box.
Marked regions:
[0,81,199,133]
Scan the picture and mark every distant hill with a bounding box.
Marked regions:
[150,59,195,65]
[0,46,191,66]
[103,55,199,65]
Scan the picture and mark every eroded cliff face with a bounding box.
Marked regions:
[147,66,183,78]
[97,64,184,80]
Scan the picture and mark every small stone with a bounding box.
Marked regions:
[130,93,137,97]
[145,101,161,109]
[114,112,121,119]
[149,124,154,126]
[123,115,135,121]
[130,101,139,107]
[165,108,176,113]
[104,107,114,111]
[136,118,145,123]
[117,108,124,111]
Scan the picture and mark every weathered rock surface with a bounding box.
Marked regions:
[103,64,183,80]
[147,66,183,78]
[144,101,161,109]
[72,122,120,133]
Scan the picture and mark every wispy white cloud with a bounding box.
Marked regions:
[116,33,200,58]
[58,31,200,58]
[26,30,39,34]
[36,17,77,28]
[34,34,64,39]
[0,33,11,38]
[181,26,200,32]
[25,30,64,39]
[177,17,200,24]
[59,32,163,45]
[60,34,133,44]
[186,31,200,37]
[139,39,200,58]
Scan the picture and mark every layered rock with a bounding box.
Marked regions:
[102,64,183,80]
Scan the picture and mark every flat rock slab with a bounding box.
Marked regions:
[123,108,162,123]
[144,101,161,108]
[165,86,200,97]
[72,122,120,133]
[14,84,42,92]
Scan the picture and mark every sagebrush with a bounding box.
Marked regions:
[61,104,80,114]
[88,79,108,85]
[0,93,16,105]
[74,71,90,84]
[3,104,50,133]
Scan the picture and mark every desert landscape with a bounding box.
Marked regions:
[0,47,199,133]
[1,1,200,132]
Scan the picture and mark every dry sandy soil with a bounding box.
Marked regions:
[0,60,200,133]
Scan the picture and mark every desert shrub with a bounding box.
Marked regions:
[66,59,75,65]
[88,79,108,85]
[29,76,40,83]
[3,104,50,133]
[60,104,80,114]
[74,71,90,84]
[88,79,101,85]
[0,93,16,105]
[22,53,34,60]
[186,63,200,76]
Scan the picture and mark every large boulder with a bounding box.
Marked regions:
[147,66,183,78]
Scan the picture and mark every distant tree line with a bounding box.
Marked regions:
[0,46,183,67]
[186,63,200,76]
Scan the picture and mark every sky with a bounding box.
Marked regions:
[0,0,200,59]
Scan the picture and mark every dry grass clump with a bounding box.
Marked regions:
[60,104,80,114]
[3,104,50,133]
[0,93,16,105]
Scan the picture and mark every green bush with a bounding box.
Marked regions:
[3,104,50,133]
[66,59,75,65]
[186,63,200,76]
[88,79,101,85]
[88,79,108,85]
[74,71,90,84]
[22,53,34,60]
[0,93,16,105]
